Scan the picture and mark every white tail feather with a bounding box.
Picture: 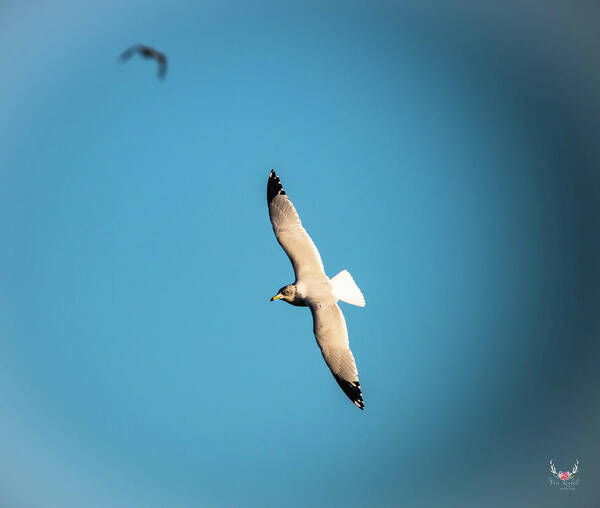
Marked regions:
[330,270,365,307]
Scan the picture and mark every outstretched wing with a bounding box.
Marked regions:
[267,170,325,280]
[155,53,167,78]
[310,302,364,409]
[119,45,141,62]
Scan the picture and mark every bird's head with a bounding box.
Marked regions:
[270,284,297,303]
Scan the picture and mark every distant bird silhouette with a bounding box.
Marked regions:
[119,44,167,79]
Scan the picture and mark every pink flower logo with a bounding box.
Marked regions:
[559,471,570,480]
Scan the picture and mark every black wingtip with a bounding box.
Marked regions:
[334,376,365,410]
[267,169,286,204]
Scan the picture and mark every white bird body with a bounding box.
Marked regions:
[267,170,366,409]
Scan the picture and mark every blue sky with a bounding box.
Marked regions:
[1,1,599,507]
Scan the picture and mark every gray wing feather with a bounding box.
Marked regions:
[310,303,364,409]
[267,171,325,280]
[119,45,139,61]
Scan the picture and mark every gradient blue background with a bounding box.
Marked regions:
[1,1,599,507]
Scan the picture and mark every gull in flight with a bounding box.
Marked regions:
[267,170,366,409]
[119,44,167,79]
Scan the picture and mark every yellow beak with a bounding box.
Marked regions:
[270,294,281,302]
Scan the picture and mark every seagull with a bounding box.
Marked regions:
[119,44,167,79]
[267,170,366,409]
